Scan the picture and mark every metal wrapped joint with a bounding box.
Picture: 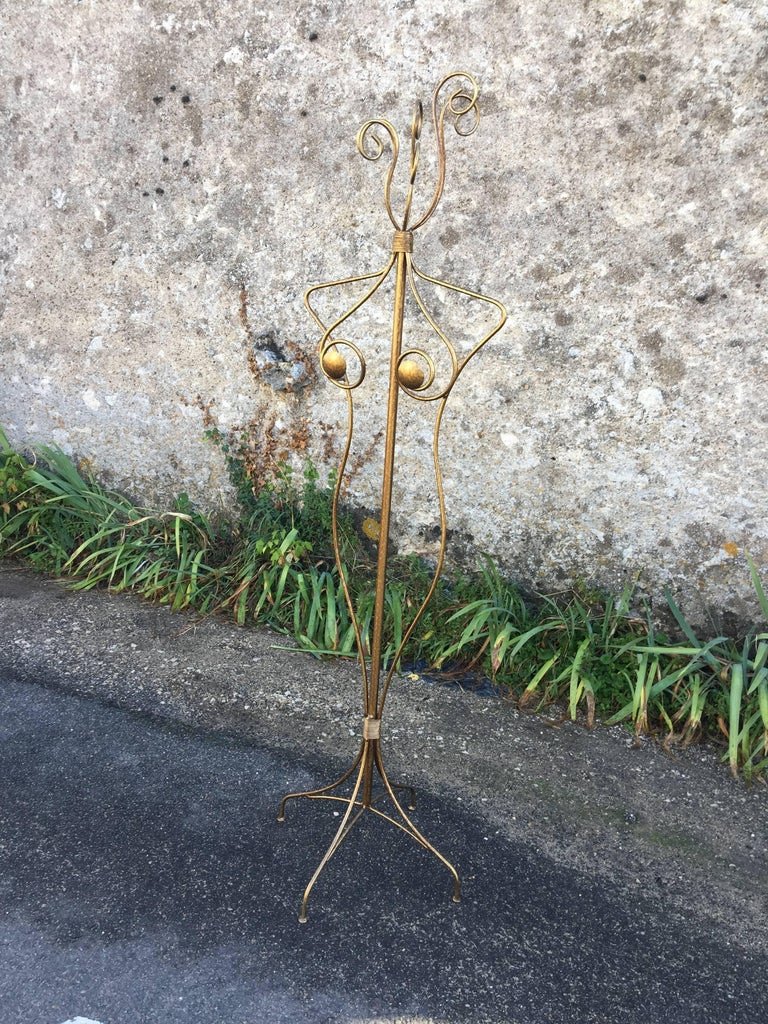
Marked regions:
[392,230,414,253]
[362,716,381,740]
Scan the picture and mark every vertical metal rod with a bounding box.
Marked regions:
[362,246,407,805]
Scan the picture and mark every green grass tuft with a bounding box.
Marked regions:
[2,425,768,780]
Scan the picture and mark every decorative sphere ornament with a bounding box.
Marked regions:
[397,358,425,390]
[322,347,347,379]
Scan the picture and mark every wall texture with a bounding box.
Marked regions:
[1,0,766,624]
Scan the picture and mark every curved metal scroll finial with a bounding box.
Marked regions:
[355,70,480,231]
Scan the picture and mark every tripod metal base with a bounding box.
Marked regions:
[277,722,462,923]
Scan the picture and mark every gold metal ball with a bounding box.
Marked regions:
[397,358,425,390]
[322,348,347,380]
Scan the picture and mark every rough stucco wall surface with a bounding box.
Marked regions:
[1,1,766,624]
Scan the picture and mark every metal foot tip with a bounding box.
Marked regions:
[452,894,462,904]
[277,815,285,823]
[298,913,308,924]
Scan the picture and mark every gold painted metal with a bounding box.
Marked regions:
[278,71,507,923]
[397,358,426,390]
[321,347,347,380]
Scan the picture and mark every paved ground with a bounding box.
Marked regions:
[1,565,767,1023]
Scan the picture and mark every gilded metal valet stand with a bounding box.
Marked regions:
[277,71,507,922]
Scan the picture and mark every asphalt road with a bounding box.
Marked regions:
[1,673,766,1024]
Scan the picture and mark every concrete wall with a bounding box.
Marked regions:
[1,1,766,625]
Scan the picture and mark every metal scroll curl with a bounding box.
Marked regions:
[355,70,480,233]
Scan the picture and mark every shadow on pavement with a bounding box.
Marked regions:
[1,676,764,1024]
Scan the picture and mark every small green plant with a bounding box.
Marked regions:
[2,425,768,781]
[205,427,356,566]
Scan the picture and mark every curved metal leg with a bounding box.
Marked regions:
[278,736,460,919]
[387,781,417,811]
[373,742,461,902]
[277,742,364,822]
[369,781,416,812]
[298,747,369,923]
